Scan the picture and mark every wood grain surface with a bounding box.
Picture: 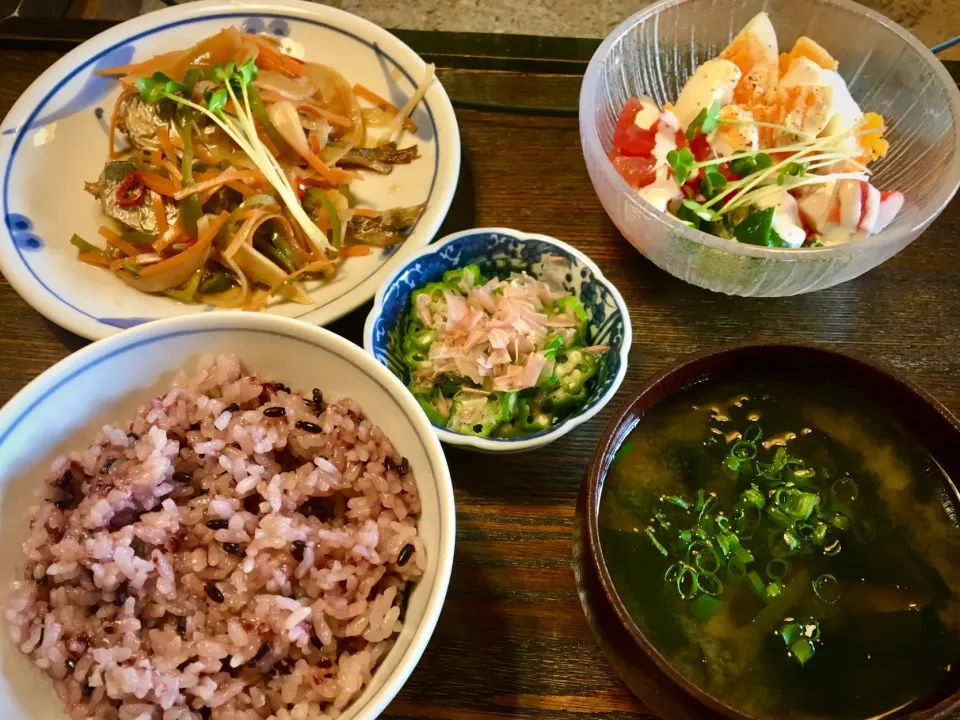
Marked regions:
[1,47,959,720]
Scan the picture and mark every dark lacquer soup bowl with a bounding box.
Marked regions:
[574,344,960,720]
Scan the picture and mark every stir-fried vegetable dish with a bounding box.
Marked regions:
[74,28,434,308]
[608,13,903,248]
[400,262,608,437]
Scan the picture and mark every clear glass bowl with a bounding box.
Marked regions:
[579,0,960,296]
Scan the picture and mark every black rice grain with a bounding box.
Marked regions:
[173,471,192,483]
[400,457,410,474]
[206,519,228,530]
[263,406,286,418]
[248,641,272,667]
[205,581,225,603]
[114,582,129,607]
[127,432,139,440]
[297,497,335,521]
[55,470,73,489]
[176,616,187,637]
[65,658,76,673]
[291,540,306,562]
[223,542,242,556]
[310,635,323,651]
[54,497,73,511]
[99,458,117,474]
[200,708,212,720]
[397,543,415,567]
[276,383,291,394]
[35,574,49,587]
[82,683,94,697]
[295,420,322,434]
[130,537,147,558]
[224,403,240,413]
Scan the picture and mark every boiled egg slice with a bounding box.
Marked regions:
[672,58,742,130]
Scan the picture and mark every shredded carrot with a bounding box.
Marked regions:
[225,180,255,198]
[153,224,186,253]
[309,134,320,155]
[161,160,183,190]
[108,89,136,158]
[152,194,168,236]
[139,170,178,197]
[303,152,353,186]
[157,128,178,161]
[246,35,306,78]
[257,124,280,157]
[78,251,111,268]
[353,83,418,132]
[149,149,162,166]
[99,226,141,257]
[339,245,371,257]
[352,207,380,218]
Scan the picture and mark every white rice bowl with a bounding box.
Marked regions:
[0,313,454,720]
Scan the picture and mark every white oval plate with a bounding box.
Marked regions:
[0,0,461,340]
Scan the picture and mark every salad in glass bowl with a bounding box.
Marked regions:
[607,12,903,248]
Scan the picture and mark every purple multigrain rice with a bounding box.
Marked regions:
[5,354,423,719]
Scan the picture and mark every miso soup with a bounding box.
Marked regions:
[599,375,960,720]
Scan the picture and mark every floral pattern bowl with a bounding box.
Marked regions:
[363,228,633,453]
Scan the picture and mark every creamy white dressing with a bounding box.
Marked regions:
[755,190,807,248]
[638,110,683,211]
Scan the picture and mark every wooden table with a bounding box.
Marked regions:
[1,35,958,720]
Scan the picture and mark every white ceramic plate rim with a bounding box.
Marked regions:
[362,227,634,452]
[0,0,461,340]
[0,311,456,720]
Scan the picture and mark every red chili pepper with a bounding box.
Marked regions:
[116,172,146,207]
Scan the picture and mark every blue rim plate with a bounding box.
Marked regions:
[0,0,461,340]
[363,227,634,453]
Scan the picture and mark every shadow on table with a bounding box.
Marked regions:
[383,561,524,718]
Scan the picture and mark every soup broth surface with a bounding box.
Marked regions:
[599,376,960,720]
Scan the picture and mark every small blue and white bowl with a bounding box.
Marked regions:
[363,228,633,453]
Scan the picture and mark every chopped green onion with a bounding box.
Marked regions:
[690,542,720,573]
[854,517,876,544]
[715,515,731,532]
[731,440,757,461]
[645,527,669,557]
[742,422,763,443]
[661,494,689,510]
[766,558,791,580]
[697,571,723,597]
[727,556,747,580]
[613,442,635,466]
[664,563,681,584]
[824,539,842,556]
[776,487,820,521]
[766,580,783,601]
[690,593,723,621]
[832,476,859,504]
[738,485,766,511]
[676,565,700,599]
[790,638,816,666]
[813,574,840,604]
[747,570,766,600]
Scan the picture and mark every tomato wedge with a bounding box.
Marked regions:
[609,151,657,189]
[613,97,658,157]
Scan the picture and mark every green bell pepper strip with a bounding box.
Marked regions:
[305,188,341,247]
[198,268,233,294]
[416,396,448,427]
[734,207,777,247]
[248,85,295,159]
[70,234,104,255]
[165,267,204,302]
[176,111,203,236]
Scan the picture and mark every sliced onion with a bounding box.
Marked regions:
[118,233,212,293]
[232,243,312,304]
[303,62,363,153]
[254,71,315,102]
